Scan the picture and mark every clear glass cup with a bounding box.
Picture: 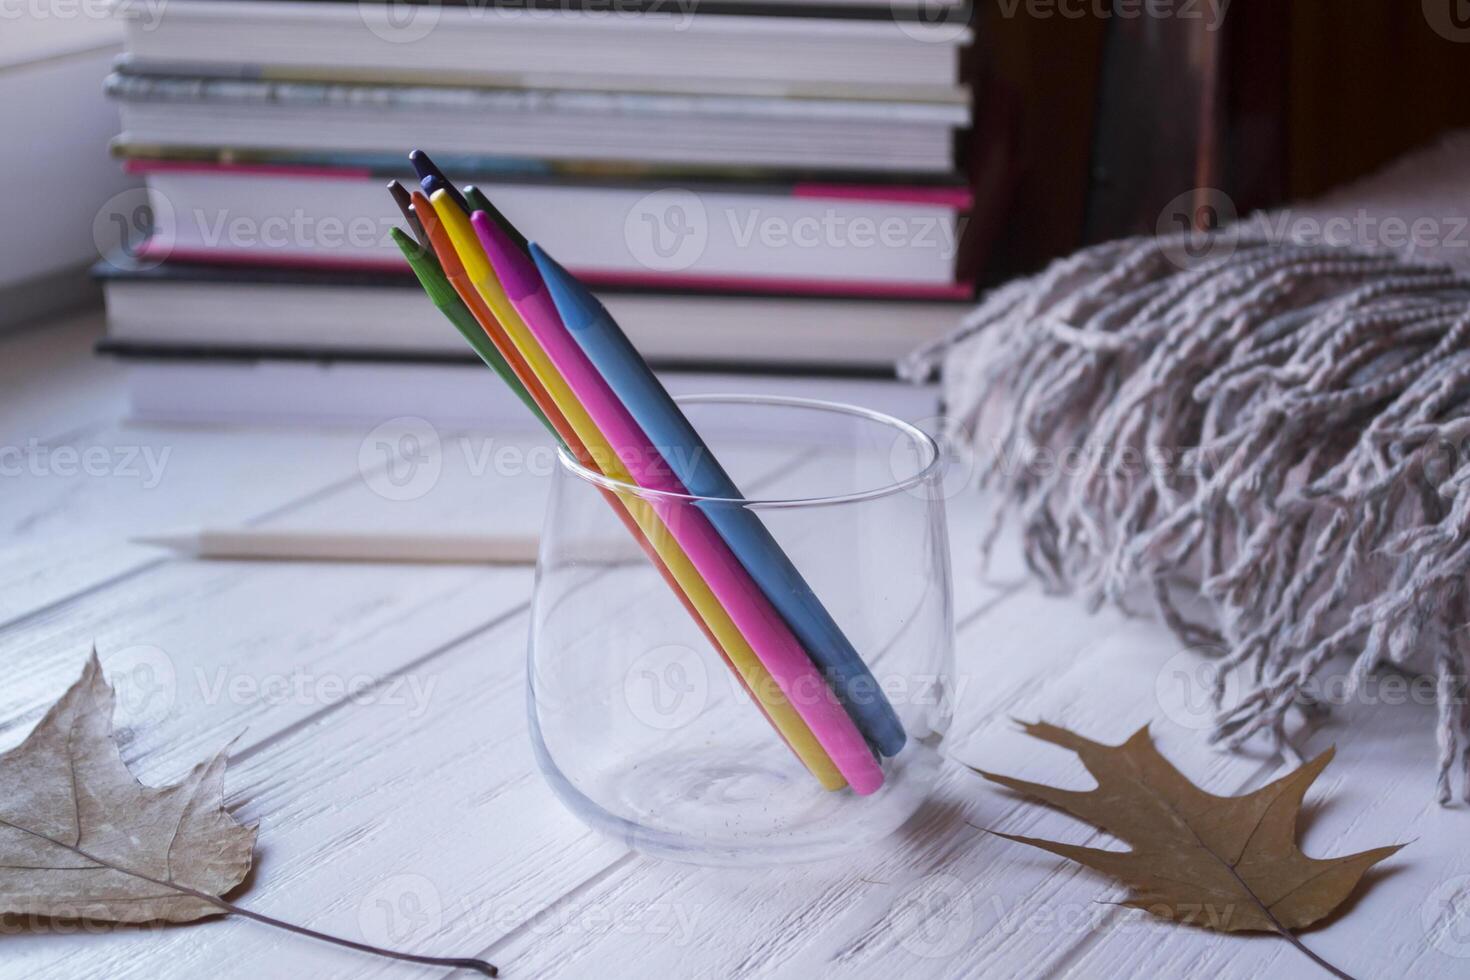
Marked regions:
[527,395,954,866]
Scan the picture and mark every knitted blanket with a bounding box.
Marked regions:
[905,132,1470,803]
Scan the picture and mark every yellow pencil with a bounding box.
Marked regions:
[431,191,845,790]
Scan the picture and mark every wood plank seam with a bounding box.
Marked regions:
[227,591,534,768]
[475,852,644,963]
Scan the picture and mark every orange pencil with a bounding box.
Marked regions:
[414,190,561,433]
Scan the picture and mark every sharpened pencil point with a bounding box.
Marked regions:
[409,150,469,212]
[387,179,412,215]
[529,243,601,332]
[407,149,435,182]
[388,180,428,248]
[130,529,198,553]
[392,228,455,307]
[464,185,531,254]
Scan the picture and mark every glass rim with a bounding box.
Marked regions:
[553,393,942,508]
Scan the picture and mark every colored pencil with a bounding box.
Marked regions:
[410,191,562,434]
[390,227,549,427]
[408,150,528,253]
[431,192,853,789]
[474,211,884,794]
[409,149,470,213]
[387,179,429,250]
[464,184,530,254]
[135,527,547,564]
[532,244,906,756]
[409,165,900,759]
[405,185,824,783]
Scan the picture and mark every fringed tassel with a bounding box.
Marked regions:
[924,230,1470,803]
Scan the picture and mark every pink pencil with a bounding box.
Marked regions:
[472,212,883,794]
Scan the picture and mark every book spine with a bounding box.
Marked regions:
[107,72,970,125]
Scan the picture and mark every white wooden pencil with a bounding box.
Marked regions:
[132,527,541,564]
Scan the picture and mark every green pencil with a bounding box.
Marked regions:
[463,185,530,254]
[390,227,553,433]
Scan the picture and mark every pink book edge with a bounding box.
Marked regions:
[124,160,974,209]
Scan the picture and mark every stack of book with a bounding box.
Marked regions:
[97,0,977,426]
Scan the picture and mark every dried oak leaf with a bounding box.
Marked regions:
[976,722,1402,936]
[0,652,255,923]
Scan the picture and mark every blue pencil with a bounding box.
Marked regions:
[409,150,470,213]
[530,243,907,757]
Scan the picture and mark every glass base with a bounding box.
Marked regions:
[533,706,943,866]
[526,395,954,866]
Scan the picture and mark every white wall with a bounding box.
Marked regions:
[0,12,138,320]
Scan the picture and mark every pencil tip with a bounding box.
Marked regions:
[387,180,424,241]
[464,185,531,253]
[473,212,539,300]
[411,151,470,212]
[130,530,193,551]
[389,226,416,254]
[409,188,442,240]
[530,244,600,331]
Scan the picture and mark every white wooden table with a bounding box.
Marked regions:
[3,313,1467,979]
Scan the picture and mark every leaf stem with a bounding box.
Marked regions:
[1207,830,1354,980]
[1270,925,1353,980]
[109,863,500,977]
[0,819,497,977]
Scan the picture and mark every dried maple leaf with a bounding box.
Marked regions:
[0,652,496,976]
[976,721,1402,980]
[0,652,255,923]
